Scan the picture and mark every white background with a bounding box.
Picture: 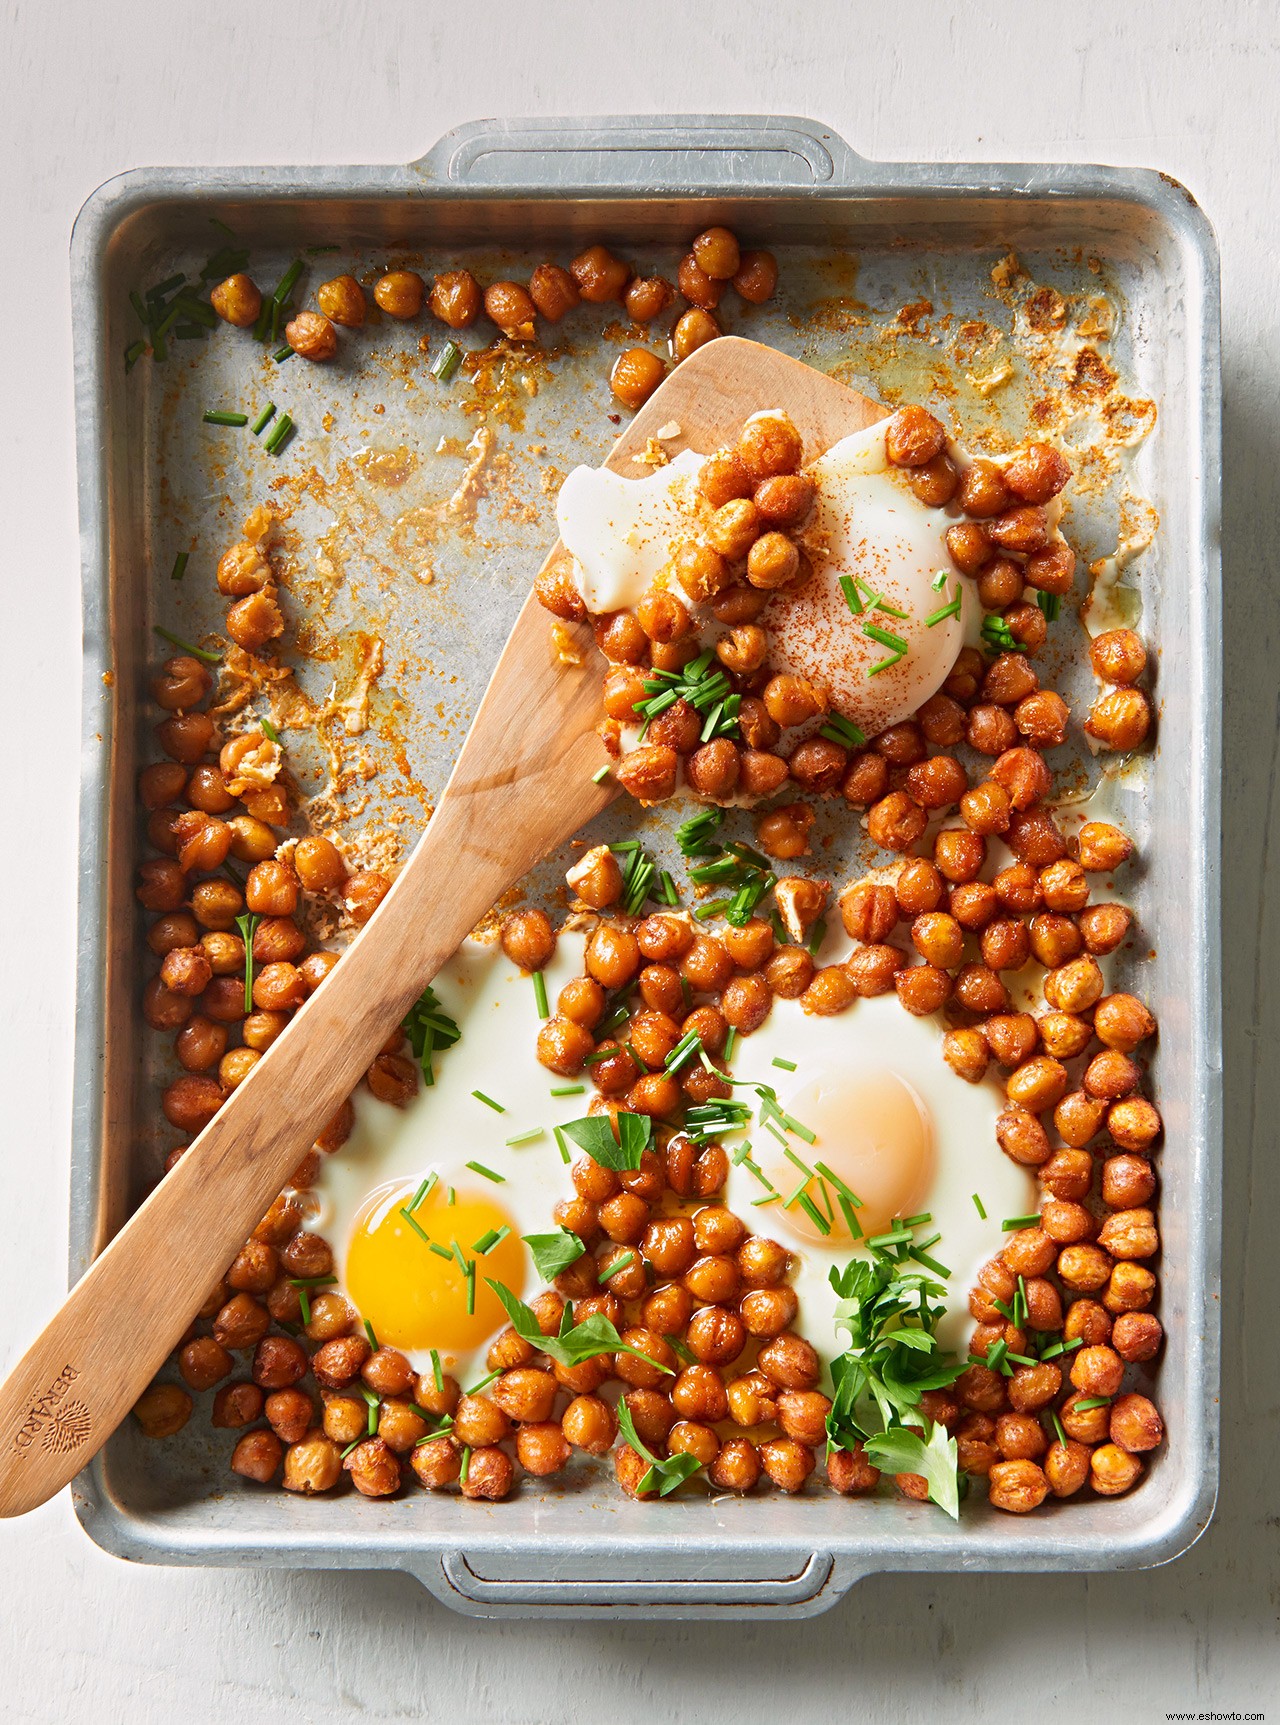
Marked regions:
[1,2,1276,1719]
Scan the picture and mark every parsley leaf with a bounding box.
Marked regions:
[825,1250,964,1520]
[864,1422,962,1522]
[402,984,461,1087]
[615,1398,701,1497]
[560,1110,651,1172]
[486,1280,673,1376]
[521,1228,585,1281]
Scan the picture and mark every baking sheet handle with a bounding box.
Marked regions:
[413,1548,866,1620]
[421,114,867,191]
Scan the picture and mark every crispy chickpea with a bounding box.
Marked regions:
[157,711,216,764]
[139,760,190,810]
[982,1013,1037,1068]
[753,476,814,532]
[136,858,188,915]
[279,1430,341,1495]
[230,1428,283,1483]
[671,306,722,361]
[757,802,813,863]
[1113,1311,1163,1363]
[986,1458,1048,1513]
[405,1433,459,1491]
[1091,1442,1143,1496]
[679,1306,741,1368]
[1085,687,1151,752]
[1070,1344,1125,1400]
[735,414,801,485]
[885,406,946,467]
[907,910,960,969]
[532,1016,594,1084]
[981,917,1030,973]
[840,751,888,808]
[1098,1207,1159,1262]
[677,251,723,310]
[424,268,480,329]
[162,1073,225,1133]
[496,907,553,974]
[996,1411,1048,1462]
[1084,1050,1141,1102]
[684,737,740,799]
[797,963,854,1015]
[725,246,775,302]
[341,1436,399,1498]
[1102,1154,1157,1211]
[284,309,338,361]
[867,791,927,854]
[757,1331,819,1391]
[845,945,905,999]
[1094,993,1156,1052]
[266,1388,315,1446]
[736,1237,789,1291]
[1107,1096,1162,1153]
[1105,1261,1157,1315]
[344,869,392,925]
[511,1422,568,1477]
[904,451,958,506]
[1001,1228,1058,1278]
[290,834,345,894]
[570,244,629,302]
[935,827,986,884]
[479,279,535,341]
[311,1334,370,1389]
[211,272,263,327]
[953,963,1010,1016]
[966,705,1019,759]
[225,589,284,653]
[955,1364,1007,1416]
[211,1381,264,1430]
[176,1335,232,1392]
[1006,1055,1068,1114]
[1108,1392,1163,1454]
[316,274,366,327]
[1091,629,1148,685]
[616,274,671,325]
[1078,820,1133,874]
[759,1437,815,1494]
[1039,1147,1094,1201]
[598,1191,648,1245]
[720,972,772,1035]
[559,1393,615,1456]
[227,1238,278,1294]
[372,269,425,320]
[943,1027,990,1083]
[690,226,740,281]
[839,882,896,946]
[152,653,212,712]
[610,346,666,409]
[1058,1244,1114,1295]
[746,531,802,590]
[704,1437,758,1494]
[975,558,1024,613]
[252,1334,307,1392]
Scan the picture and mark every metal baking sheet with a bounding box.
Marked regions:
[68,115,1221,1619]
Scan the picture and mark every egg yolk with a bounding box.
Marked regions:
[344,1181,525,1358]
[764,1070,936,1246]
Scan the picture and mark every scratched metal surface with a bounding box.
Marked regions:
[68,118,1220,1617]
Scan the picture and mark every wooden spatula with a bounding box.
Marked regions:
[0,337,885,1516]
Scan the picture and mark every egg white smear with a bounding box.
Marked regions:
[722,987,1036,1369]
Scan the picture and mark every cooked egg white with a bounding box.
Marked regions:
[305,937,586,1386]
[555,420,977,743]
[722,967,1035,1367]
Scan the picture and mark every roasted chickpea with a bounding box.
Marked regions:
[943,1027,990,1083]
[610,346,666,409]
[285,309,338,361]
[754,472,815,527]
[1094,993,1157,1052]
[427,268,480,328]
[671,305,722,361]
[316,274,366,327]
[1113,1311,1163,1363]
[885,405,946,467]
[868,791,928,854]
[570,244,630,303]
[1085,687,1151,752]
[371,269,425,320]
[1039,1147,1094,1200]
[1091,629,1147,686]
[1058,1244,1115,1295]
[210,272,263,328]
[230,1428,283,1483]
[966,704,1019,758]
[1091,1442,1144,1496]
[757,1331,819,1390]
[746,531,802,590]
[988,1458,1048,1513]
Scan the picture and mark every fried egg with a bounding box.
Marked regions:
[305,937,585,1385]
[721,968,1035,1366]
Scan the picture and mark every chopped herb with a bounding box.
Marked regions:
[263,412,295,456]
[428,1241,453,1260]
[504,1127,543,1148]
[399,1208,431,1246]
[925,584,962,627]
[1073,1397,1113,1413]
[471,1091,505,1115]
[403,984,461,1086]
[807,918,828,959]
[553,1125,571,1164]
[465,1160,505,1183]
[972,1193,988,1220]
[147,272,186,303]
[460,1445,472,1485]
[272,259,304,308]
[1001,1213,1041,1232]
[487,1280,673,1375]
[250,402,277,437]
[723,1025,738,1062]
[1049,1410,1069,1448]
[591,764,611,785]
[675,806,724,856]
[637,649,738,739]
[600,1250,636,1281]
[234,913,259,1013]
[472,1225,511,1256]
[260,716,281,744]
[152,626,220,665]
[296,1287,312,1326]
[202,409,249,427]
[170,551,189,583]
[550,1084,584,1097]
[465,1369,501,1396]
[795,1191,831,1236]
[522,1228,585,1280]
[272,344,295,364]
[306,243,342,256]
[665,1334,697,1366]
[931,569,950,591]
[838,1195,863,1239]
[530,970,549,1020]
[465,1263,476,1314]
[407,1173,438,1214]
[173,294,217,328]
[430,1351,444,1395]
[659,871,680,906]
[981,613,1026,654]
[820,714,867,749]
[431,339,463,383]
[364,1319,379,1351]
[561,1110,651,1172]
[615,1399,702,1498]
[1035,590,1062,622]
[772,1056,798,1072]
[908,1247,951,1279]
[340,1438,363,1460]
[664,1030,704,1076]
[615,842,659,917]
[692,898,731,922]
[839,573,863,615]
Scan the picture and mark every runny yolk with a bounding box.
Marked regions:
[764,1070,936,1246]
[344,1181,525,1357]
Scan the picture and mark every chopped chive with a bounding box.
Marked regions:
[202,409,249,426]
[1073,1397,1112,1412]
[806,919,827,959]
[465,1261,476,1315]
[147,272,186,303]
[1006,1352,1038,1367]
[273,259,304,307]
[862,622,908,653]
[460,1445,472,1485]
[868,648,907,676]
[693,898,730,922]
[772,1056,797,1072]
[745,1161,775,1192]
[972,1193,988,1220]
[465,1369,501,1395]
[795,1191,831,1236]
[723,1026,738,1062]
[400,1207,431,1245]
[259,716,281,745]
[819,714,867,749]
[532,970,549,1019]
[867,1228,913,1248]
[550,1084,584,1098]
[408,1172,438,1214]
[340,1438,362,1459]
[902,1212,933,1229]
[781,1112,817,1146]
[1050,1411,1068,1448]
[173,295,217,328]
[783,1146,814,1179]
[296,1288,312,1326]
[504,1128,543,1147]
[170,551,189,583]
[814,1161,859,1203]
[925,586,962,627]
[601,1250,636,1281]
[447,1187,456,1205]
[251,402,277,436]
[782,1172,811,1208]
[129,290,150,328]
[432,339,463,382]
[591,764,611,784]
[931,569,950,591]
[553,1125,571,1164]
[364,1320,379,1351]
[473,1226,510,1256]
[1001,1213,1041,1232]
[287,1276,337,1288]
[431,1351,443,1395]
[263,412,295,455]
[124,338,148,372]
[471,1091,505,1114]
[272,344,295,363]
[914,1231,942,1252]
[908,1247,951,1278]
[838,1194,864,1239]
[751,1194,781,1207]
[234,912,259,1013]
[660,871,680,906]
[1036,591,1062,622]
[839,573,864,615]
[465,1160,505,1183]
[450,1240,468,1275]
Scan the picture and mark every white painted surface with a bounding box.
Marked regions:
[1,1,1276,1718]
